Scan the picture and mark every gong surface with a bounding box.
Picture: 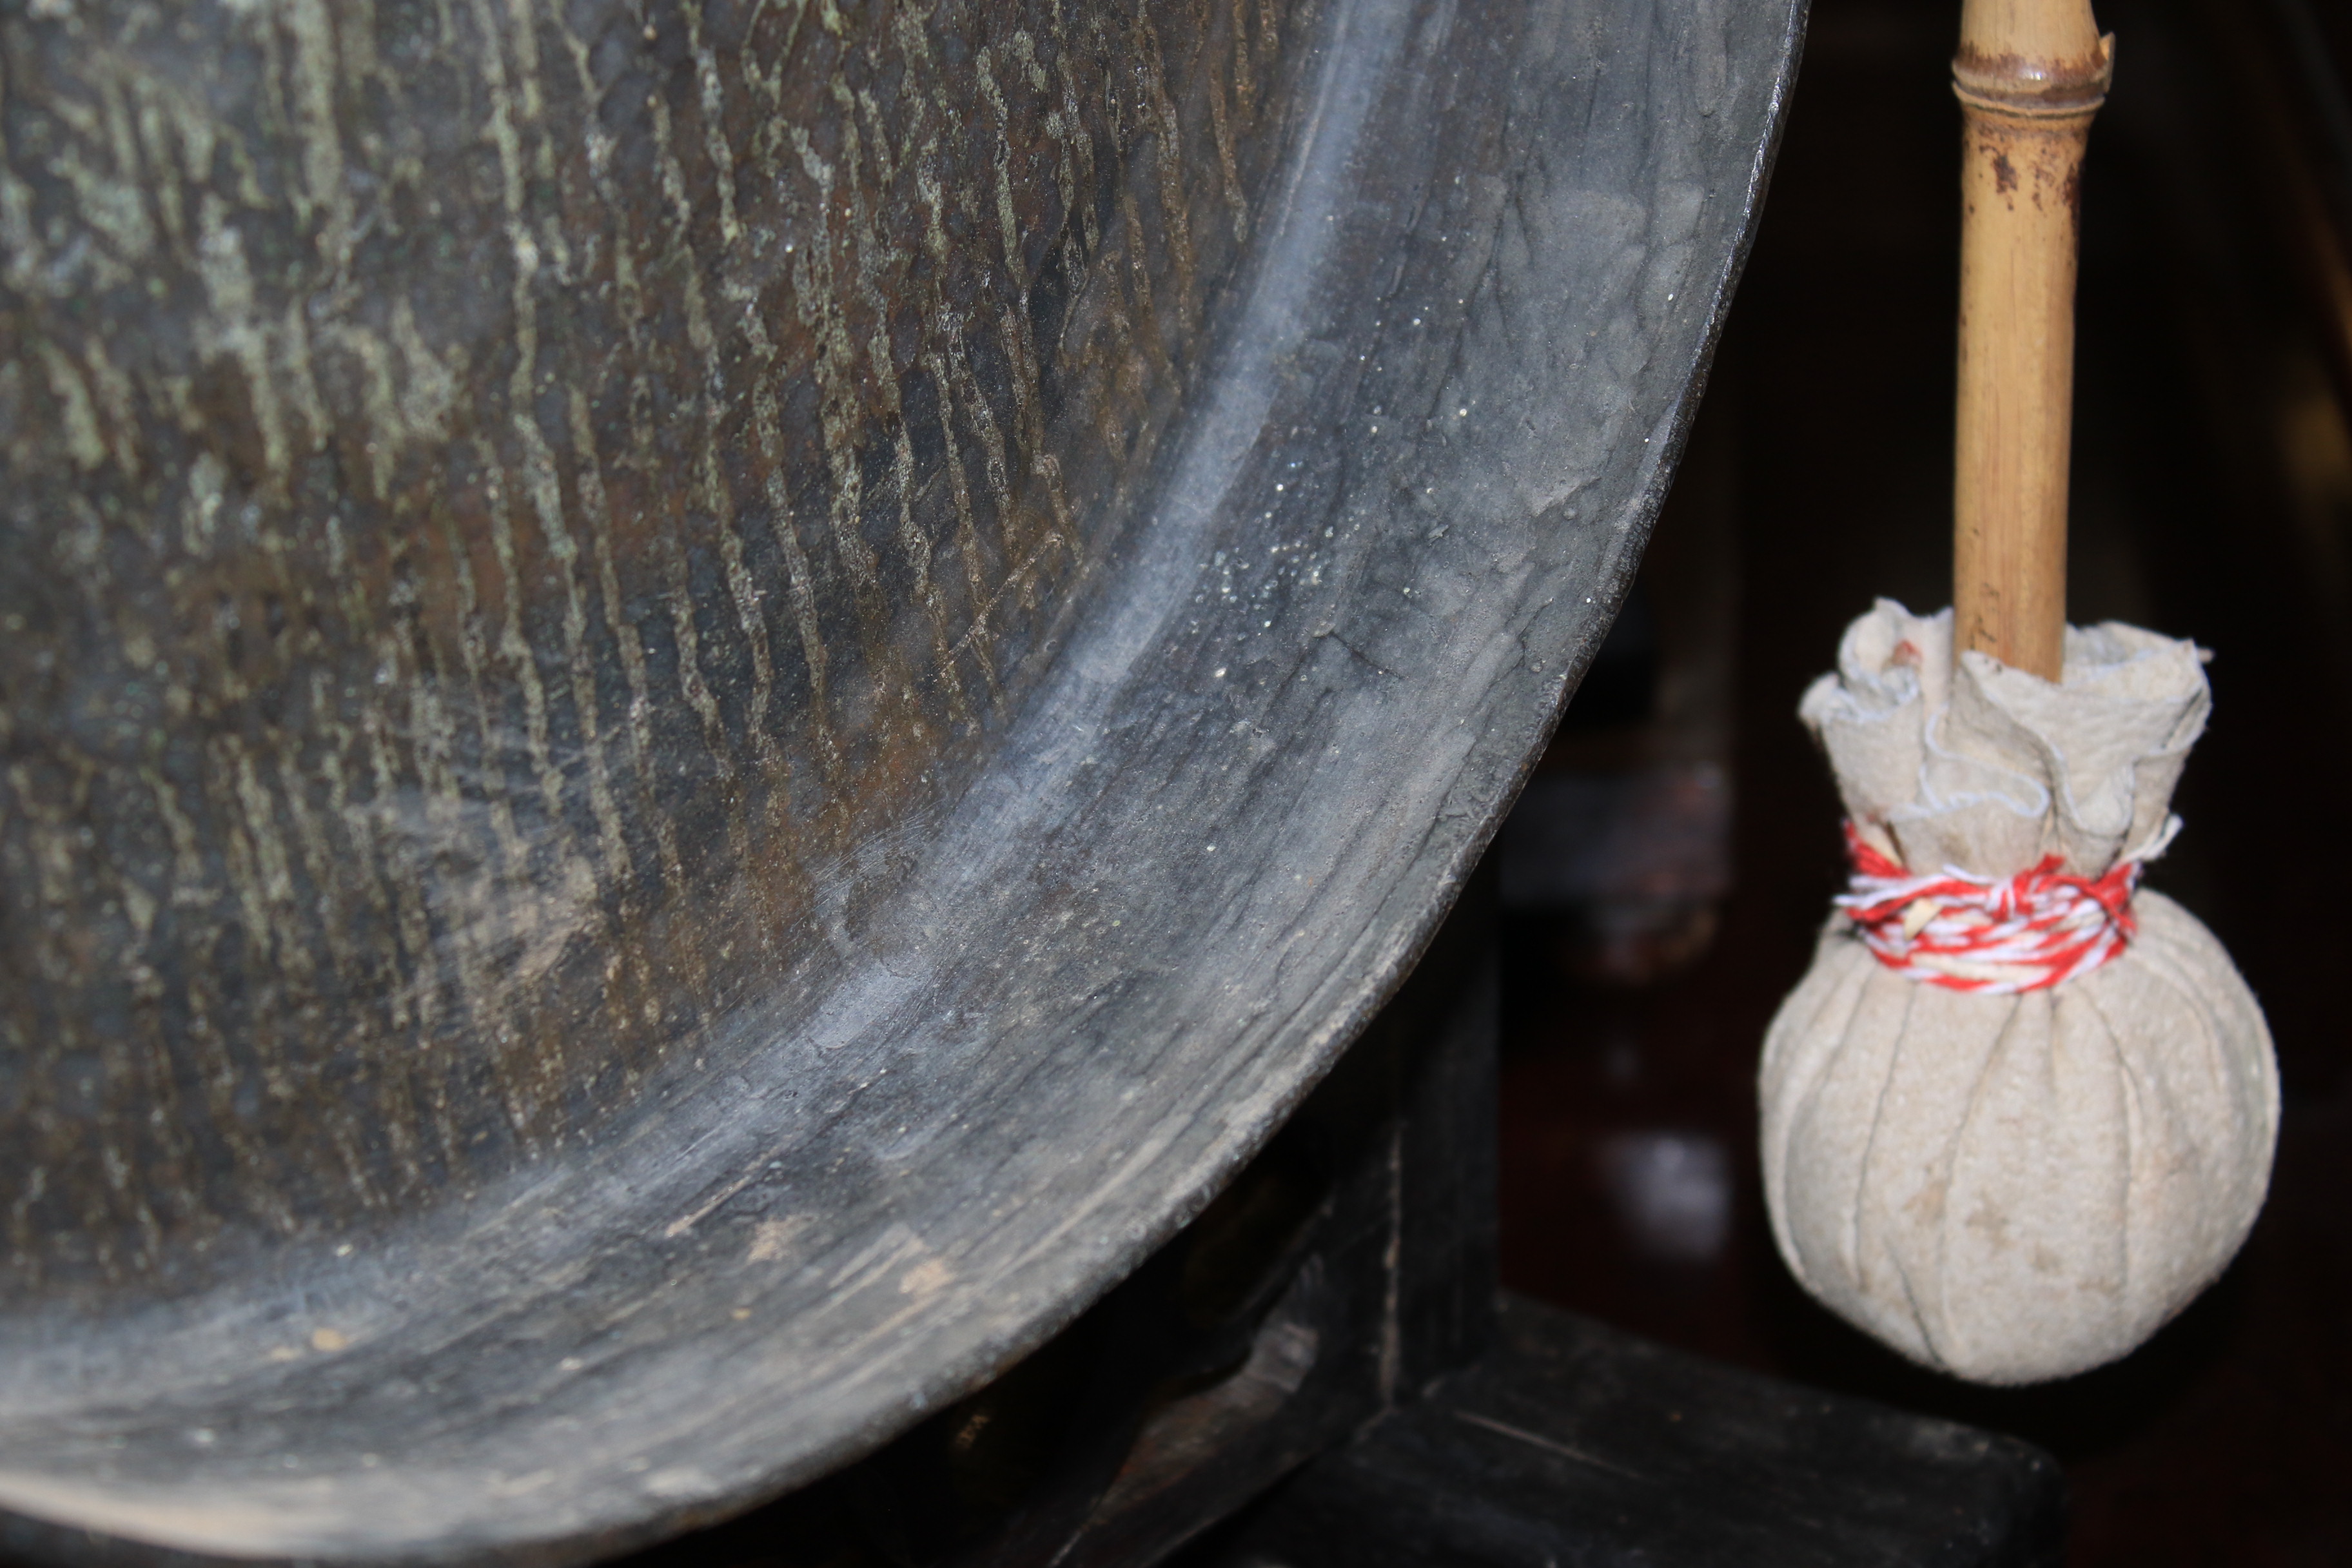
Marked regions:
[0,0,1801,1558]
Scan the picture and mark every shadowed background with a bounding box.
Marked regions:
[1495,1,2352,1563]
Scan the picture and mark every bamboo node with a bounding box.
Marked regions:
[1952,32,2113,116]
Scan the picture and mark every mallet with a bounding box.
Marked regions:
[1755,0,2280,1385]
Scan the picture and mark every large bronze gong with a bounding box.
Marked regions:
[0,0,1800,1558]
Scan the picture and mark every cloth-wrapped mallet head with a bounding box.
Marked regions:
[1759,601,2278,1384]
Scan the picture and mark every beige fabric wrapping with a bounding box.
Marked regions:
[1759,602,2278,1385]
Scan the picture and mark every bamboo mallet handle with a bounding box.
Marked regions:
[1952,0,2113,681]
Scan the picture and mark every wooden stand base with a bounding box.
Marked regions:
[1184,1295,2064,1568]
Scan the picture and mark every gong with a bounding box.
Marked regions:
[0,0,1800,1557]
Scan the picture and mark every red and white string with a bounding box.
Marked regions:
[1836,822,2141,995]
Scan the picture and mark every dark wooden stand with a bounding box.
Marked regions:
[627,884,2063,1568]
[1181,1297,2061,1568]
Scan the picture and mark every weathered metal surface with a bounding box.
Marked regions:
[618,886,1498,1568]
[0,0,1801,1557]
[1,0,1288,1297]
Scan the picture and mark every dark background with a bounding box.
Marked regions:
[1493,0,2352,1563]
